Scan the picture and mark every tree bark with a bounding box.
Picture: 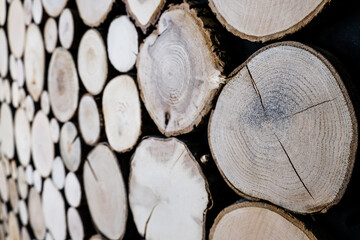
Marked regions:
[209,41,358,214]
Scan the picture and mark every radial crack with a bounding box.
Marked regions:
[274,134,314,200]
[86,160,98,182]
[171,149,186,170]
[290,98,337,117]
[246,65,265,111]
[144,203,159,238]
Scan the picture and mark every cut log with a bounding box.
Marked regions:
[209,202,317,240]
[14,108,31,167]
[31,111,54,178]
[32,0,42,24]
[78,29,107,95]
[123,0,165,32]
[78,94,101,146]
[64,172,81,207]
[7,0,25,58]
[42,0,67,17]
[2,158,10,177]
[0,0,5,26]
[129,137,210,240]
[42,179,67,240]
[17,166,28,199]
[209,42,358,213]
[33,170,42,193]
[21,227,31,240]
[11,81,19,108]
[67,208,84,240]
[75,0,113,27]
[25,165,33,186]
[1,103,14,159]
[60,121,81,172]
[16,58,25,88]
[24,23,45,102]
[24,95,34,122]
[59,8,74,49]
[9,54,17,81]
[44,18,58,54]
[23,0,32,25]
[209,0,329,42]
[18,200,28,226]
[28,187,46,240]
[8,212,20,240]
[107,16,138,72]
[41,91,50,115]
[102,75,141,153]
[2,78,10,104]
[48,47,79,122]
[50,118,60,143]
[0,161,8,202]
[0,29,8,77]
[51,156,65,190]
[10,160,17,179]
[83,144,127,239]
[45,232,54,240]
[8,178,18,213]
[137,4,224,136]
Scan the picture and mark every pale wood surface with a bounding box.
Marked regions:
[44,18,58,54]
[78,94,100,146]
[58,8,73,50]
[7,0,25,58]
[75,0,113,27]
[41,0,67,17]
[59,122,81,172]
[14,108,31,167]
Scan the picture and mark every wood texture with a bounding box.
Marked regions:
[209,42,358,213]
[59,121,81,172]
[42,0,67,17]
[75,0,113,27]
[7,0,25,58]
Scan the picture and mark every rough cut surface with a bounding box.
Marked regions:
[209,42,358,213]
[137,4,223,136]
[129,137,209,240]
[75,0,114,27]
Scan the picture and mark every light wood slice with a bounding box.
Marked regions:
[9,54,16,81]
[0,29,8,77]
[78,94,100,146]
[18,200,28,226]
[11,81,19,108]
[8,178,18,213]
[28,187,46,240]
[41,0,67,17]
[78,29,107,95]
[103,75,141,153]
[1,103,14,159]
[137,4,223,136]
[10,160,17,179]
[129,137,209,240]
[59,8,74,49]
[25,165,33,185]
[209,42,358,213]
[24,23,45,102]
[75,0,113,27]
[2,158,10,177]
[107,15,138,72]
[41,91,50,115]
[0,161,8,202]
[14,108,31,166]
[33,170,42,193]
[21,227,30,240]
[8,212,20,240]
[23,0,32,25]
[60,121,81,172]
[51,156,65,190]
[48,47,79,122]
[0,78,4,102]
[7,0,25,57]
[209,0,329,42]
[50,118,60,143]
[42,179,66,240]
[64,172,81,207]
[32,0,42,24]
[0,0,5,26]
[209,202,317,240]
[2,78,10,104]
[44,18,58,53]
[123,0,165,32]
[24,95,34,122]
[67,208,84,240]
[17,166,28,199]
[31,111,54,178]
[45,232,54,240]
[16,59,24,88]
[83,144,127,239]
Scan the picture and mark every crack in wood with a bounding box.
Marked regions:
[144,203,159,239]
[289,98,337,117]
[86,160,98,182]
[170,148,186,170]
[246,65,265,111]
[274,134,314,200]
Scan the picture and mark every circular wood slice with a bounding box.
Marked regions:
[33,170,42,193]
[48,47,79,122]
[83,143,127,239]
[0,0,6,26]
[7,0,25,58]
[17,166,28,199]
[137,4,223,136]
[42,0,67,17]
[78,94,101,146]
[210,202,317,240]
[107,15,138,72]
[0,161,8,202]
[44,18,58,54]
[24,23,45,102]
[23,0,32,25]
[0,29,8,77]
[14,108,31,166]
[9,54,17,80]
[1,103,14,159]
[64,172,81,208]
[78,29,107,95]
[67,208,84,240]
[103,75,141,153]
[8,212,20,240]
[10,160,17,179]
[129,137,209,239]
[28,187,46,240]
[24,95,34,122]
[123,0,165,32]
[2,78,11,104]
[209,0,329,42]
[32,111,54,178]
[18,200,28,226]
[60,121,81,172]
[8,178,18,213]
[45,232,54,240]
[41,91,50,115]
[16,58,25,88]
[21,227,31,240]
[50,118,60,143]
[32,0,42,24]
[209,42,358,213]
[42,179,66,240]
[25,165,33,185]
[51,156,65,190]
[75,0,113,27]
[59,8,74,49]
[11,82,20,108]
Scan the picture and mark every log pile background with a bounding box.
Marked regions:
[1,0,360,239]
